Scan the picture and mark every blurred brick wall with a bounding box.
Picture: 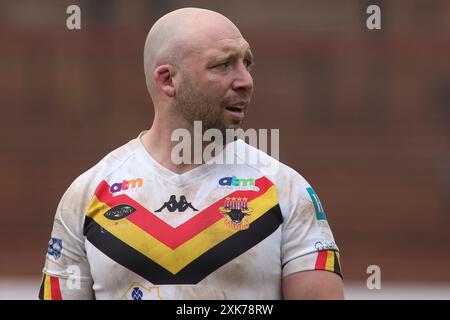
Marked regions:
[1,0,450,282]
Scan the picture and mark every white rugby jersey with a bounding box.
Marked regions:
[39,131,341,300]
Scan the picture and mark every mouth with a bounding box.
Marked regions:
[225,103,246,113]
[225,103,246,120]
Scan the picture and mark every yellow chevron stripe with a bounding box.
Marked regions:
[86,185,279,274]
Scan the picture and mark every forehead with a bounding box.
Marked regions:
[204,37,251,57]
[186,31,251,60]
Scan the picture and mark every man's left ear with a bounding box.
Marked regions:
[153,64,176,97]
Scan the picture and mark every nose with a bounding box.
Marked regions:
[231,62,254,94]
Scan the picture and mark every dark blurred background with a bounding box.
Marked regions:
[1,0,450,291]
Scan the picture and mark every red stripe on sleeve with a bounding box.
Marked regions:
[50,276,62,300]
[314,250,328,270]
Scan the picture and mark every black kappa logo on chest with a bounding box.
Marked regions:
[155,195,198,213]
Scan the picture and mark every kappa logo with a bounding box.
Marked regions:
[219,197,253,231]
[218,176,259,191]
[104,204,136,220]
[47,237,63,260]
[122,283,163,300]
[109,178,143,194]
[155,195,198,213]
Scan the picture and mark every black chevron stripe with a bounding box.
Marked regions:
[83,204,283,284]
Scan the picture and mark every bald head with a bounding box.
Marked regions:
[143,8,243,99]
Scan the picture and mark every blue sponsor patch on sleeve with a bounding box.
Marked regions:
[47,237,63,260]
[306,187,327,221]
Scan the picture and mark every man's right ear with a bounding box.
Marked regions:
[153,65,176,97]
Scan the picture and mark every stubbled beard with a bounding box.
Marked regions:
[174,75,243,135]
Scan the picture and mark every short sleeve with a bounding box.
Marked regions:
[281,178,342,279]
[39,184,95,300]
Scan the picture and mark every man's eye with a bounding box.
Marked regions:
[215,61,230,69]
[244,59,254,70]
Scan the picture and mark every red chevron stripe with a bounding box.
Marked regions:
[94,177,273,249]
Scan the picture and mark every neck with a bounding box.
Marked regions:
[140,113,223,175]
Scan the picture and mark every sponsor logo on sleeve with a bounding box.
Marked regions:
[314,241,338,251]
[306,187,328,222]
[47,237,63,260]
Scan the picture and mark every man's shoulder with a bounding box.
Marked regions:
[233,139,312,198]
[59,137,140,206]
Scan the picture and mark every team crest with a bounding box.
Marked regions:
[219,197,253,231]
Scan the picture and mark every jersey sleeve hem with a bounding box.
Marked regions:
[282,250,343,279]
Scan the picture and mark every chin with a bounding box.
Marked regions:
[225,123,243,130]
[226,117,244,127]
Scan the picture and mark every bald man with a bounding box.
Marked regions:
[39,8,343,300]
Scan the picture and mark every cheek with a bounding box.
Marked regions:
[204,77,232,97]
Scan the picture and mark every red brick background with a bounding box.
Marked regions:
[1,0,450,282]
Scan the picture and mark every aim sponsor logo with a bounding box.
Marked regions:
[109,178,143,195]
[218,176,259,191]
